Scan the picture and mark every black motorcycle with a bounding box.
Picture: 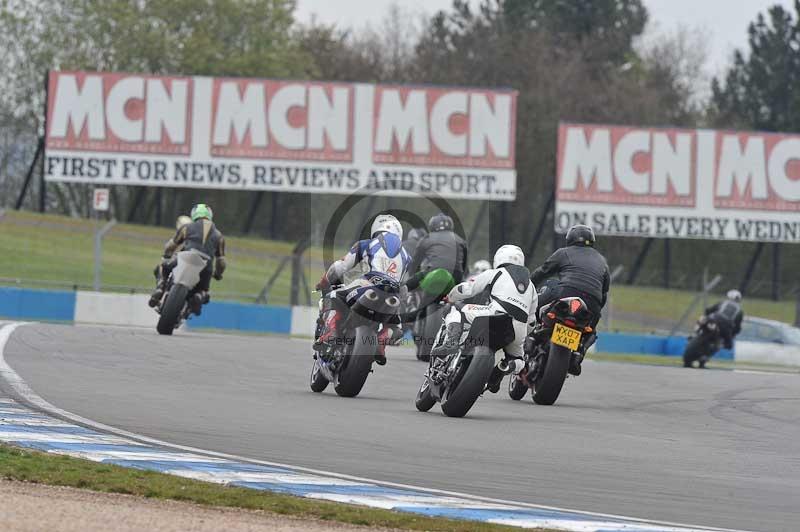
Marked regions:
[412,298,449,362]
[154,249,209,335]
[415,308,516,418]
[508,297,595,405]
[682,315,722,368]
[310,276,401,397]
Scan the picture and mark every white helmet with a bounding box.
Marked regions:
[175,215,192,230]
[726,289,742,302]
[493,244,524,268]
[370,214,403,239]
[472,259,491,274]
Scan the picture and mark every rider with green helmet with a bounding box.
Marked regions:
[149,204,226,314]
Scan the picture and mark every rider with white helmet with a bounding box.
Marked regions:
[315,213,411,364]
[430,244,537,392]
[704,289,744,349]
[469,259,491,280]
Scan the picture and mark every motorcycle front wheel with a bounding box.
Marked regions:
[415,377,436,412]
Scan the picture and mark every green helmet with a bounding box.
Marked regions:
[190,203,213,221]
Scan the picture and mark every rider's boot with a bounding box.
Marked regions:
[374,326,396,366]
[313,310,342,352]
[149,279,165,308]
[487,357,524,393]
[189,292,204,315]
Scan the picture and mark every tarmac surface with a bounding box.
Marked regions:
[4,323,800,532]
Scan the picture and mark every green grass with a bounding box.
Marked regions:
[0,210,325,305]
[609,284,795,330]
[0,443,543,532]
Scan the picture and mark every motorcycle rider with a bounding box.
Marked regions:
[148,204,226,315]
[469,259,491,280]
[403,227,428,259]
[430,245,536,393]
[315,214,410,365]
[704,289,744,350]
[405,213,468,295]
[530,224,610,376]
[150,215,192,300]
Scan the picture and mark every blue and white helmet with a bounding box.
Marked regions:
[371,214,402,240]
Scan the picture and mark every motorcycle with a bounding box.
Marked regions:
[508,296,595,405]
[154,249,209,335]
[408,268,456,362]
[682,315,722,368]
[412,298,449,362]
[415,305,516,418]
[310,276,401,398]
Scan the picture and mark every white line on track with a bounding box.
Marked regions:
[0,322,748,532]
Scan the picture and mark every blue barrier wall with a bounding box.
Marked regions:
[0,288,732,359]
[0,287,76,322]
[598,332,733,360]
[184,301,292,334]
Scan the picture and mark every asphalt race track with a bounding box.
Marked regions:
[3,323,800,532]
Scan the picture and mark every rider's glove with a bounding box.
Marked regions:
[316,274,331,292]
[213,270,223,281]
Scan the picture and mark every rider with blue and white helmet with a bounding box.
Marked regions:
[315,214,410,364]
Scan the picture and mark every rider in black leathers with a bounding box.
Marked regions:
[531,225,609,321]
[405,213,468,292]
[704,289,744,349]
[531,225,609,375]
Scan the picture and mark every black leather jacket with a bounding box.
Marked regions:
[407,230,468,283]
[705,300,743,336]
[531,245,610,306]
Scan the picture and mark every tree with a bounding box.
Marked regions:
[710,2,800,131]
[0,0,313,216]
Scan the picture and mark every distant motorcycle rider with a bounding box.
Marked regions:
[149,204,226,315]
[531,225,609,375]
[315,214,410,365]
[469,259,491,280]
[704,289,744,349]
[431,245,537,393]
[403,227,428,259]
[405,213,468,293]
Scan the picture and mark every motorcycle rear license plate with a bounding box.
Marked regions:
[551,323,581,351]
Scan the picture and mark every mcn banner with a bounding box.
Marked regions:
[556,122,800,243]
[44,71,518,201]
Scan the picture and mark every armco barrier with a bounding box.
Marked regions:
[75,291,156,328]
[597,332,733,360]
[186,300,291,334]
[0,287,75,321]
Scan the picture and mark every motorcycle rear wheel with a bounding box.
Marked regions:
[156,285,188,335]
[507,372,528,401]
[532,344,570,405]
[440,346,495,418]
[334,326,375,398]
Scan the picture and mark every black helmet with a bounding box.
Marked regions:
[566,224,595,247]
[428,213,454,232]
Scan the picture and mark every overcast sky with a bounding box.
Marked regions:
[296,0,797,77]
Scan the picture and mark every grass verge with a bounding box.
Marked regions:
[0,443,548,532]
